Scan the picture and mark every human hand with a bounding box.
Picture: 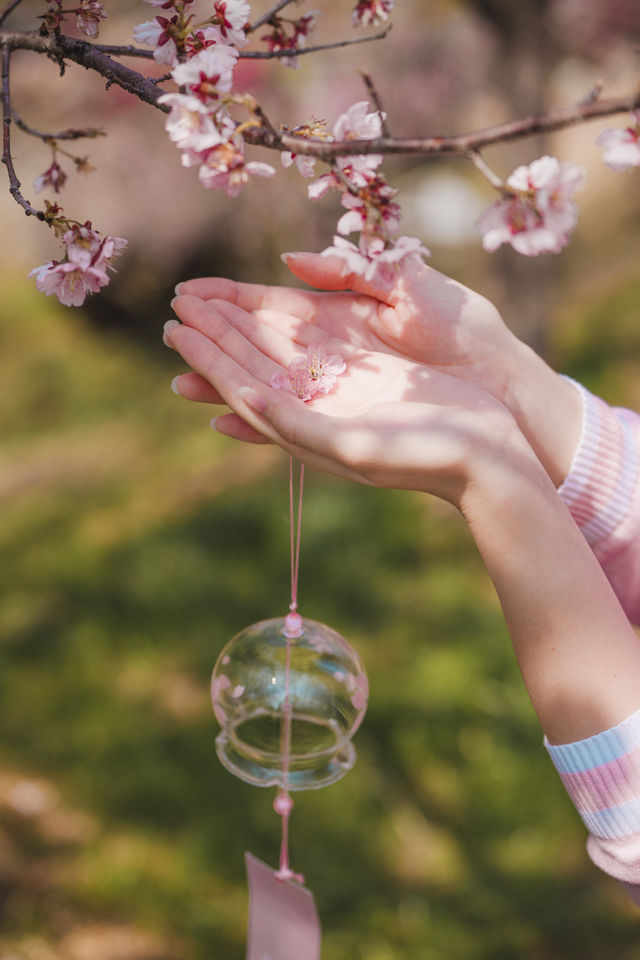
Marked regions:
[166,293,526,509]
[175,254,582,486]
[176,254,517,401]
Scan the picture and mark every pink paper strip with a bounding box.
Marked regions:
[245,852,321,960]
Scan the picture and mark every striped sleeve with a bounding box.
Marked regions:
[558,378,640,625]
[545,710,640,905]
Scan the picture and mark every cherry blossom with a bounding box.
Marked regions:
[281,151,316,178]
[157,92,224,153]
[476,155,586,256]
[596,110,640,172]
[29,223,127,308]
[76,0,107,38]
[212,0,250,47]
[197,141,275,196]
[306,102,383,201]
[183,26,227,58]
[270,343,346,401]
[171,45,239,101]
[132,15,179,66]
[34,161,67,194]
[321,234,430,285]
[334,100,383,143]
[352,0,394,28]
[261,11,320,68]
[336,182,400,236]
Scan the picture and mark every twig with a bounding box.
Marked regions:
[0,0,23,28]
[247,0,300,34]
[467,150,504,191]
[0,31,169,112]
[1,45,46,219]
[93,43,155,59]
[245,91,640,158]
[360,71,390,137]
[240,28,389,58]
[12,109,105,141]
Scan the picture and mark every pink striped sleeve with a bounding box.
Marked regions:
[558,379,640,625]
[545,710,640,904]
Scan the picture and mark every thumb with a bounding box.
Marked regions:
[281,250,395,303]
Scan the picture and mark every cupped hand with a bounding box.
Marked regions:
[175,252,521,404]
[166,293,523,508]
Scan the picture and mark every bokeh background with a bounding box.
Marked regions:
[2,1,640,958]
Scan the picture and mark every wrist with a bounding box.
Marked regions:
[501,339,583,486]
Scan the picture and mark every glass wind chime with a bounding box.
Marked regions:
[209,347,368,960]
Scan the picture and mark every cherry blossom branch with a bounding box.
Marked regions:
[246,91,640,158]
[1,45,47,219]
[247,0,300,33]
[240,28,390,58]
[467,149,504,190]
[11,110,105,142]
[360,71,390,137]
[0,31,170,112]
[0,0,23,28]
[92,44,155,60]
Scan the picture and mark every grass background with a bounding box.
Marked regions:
[1,264,640,960]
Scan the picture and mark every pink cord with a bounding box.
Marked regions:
[275,457,305,884]
[289,457,305,615]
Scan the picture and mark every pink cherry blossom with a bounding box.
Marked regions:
[183,26,226,58]
[260,10,320,68]
[281,151,316,178]
[321,234,430,285]
[352,0,394,27]
[334,100,383,142]
[596,110,640,172]
[336,184,400,236]
[212,0,250,47]
[29,224,127,308]
[132,15,179,66]
[157,92,223,152]
[197,141,275,196]
[476,155,586,256]
[34,160,67,194]
[171,45,239,101]
[76,0,107,37]
[270,343,346,401]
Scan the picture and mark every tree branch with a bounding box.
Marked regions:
[0,31,169,112]
[0,0,23,28]
[12,109,105,142]
[245,91,640,158]
[92,44,155,60]
[1,45,46,219]
[360,71,391,137]
[240,28,389,58]
[247,0,300,34]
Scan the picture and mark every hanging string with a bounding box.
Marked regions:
[275,456,305,883]
[289,457,304,618]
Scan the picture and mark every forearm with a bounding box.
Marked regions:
[501,338,584,488]
[460,431,640,745]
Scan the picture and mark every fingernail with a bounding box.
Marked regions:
[280,252,304,265]
[170,296,179,311]
[174,282,185,296]
[238,386,267,413]
[170,375,182,395]
[209,417,219,430]
[163,318,180,346]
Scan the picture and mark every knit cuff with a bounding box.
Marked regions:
[558,377,639,546]
[545,709,640,841]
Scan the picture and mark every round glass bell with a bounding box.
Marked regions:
[211,614,368,791]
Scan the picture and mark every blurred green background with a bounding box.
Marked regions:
[2,1,640,958]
